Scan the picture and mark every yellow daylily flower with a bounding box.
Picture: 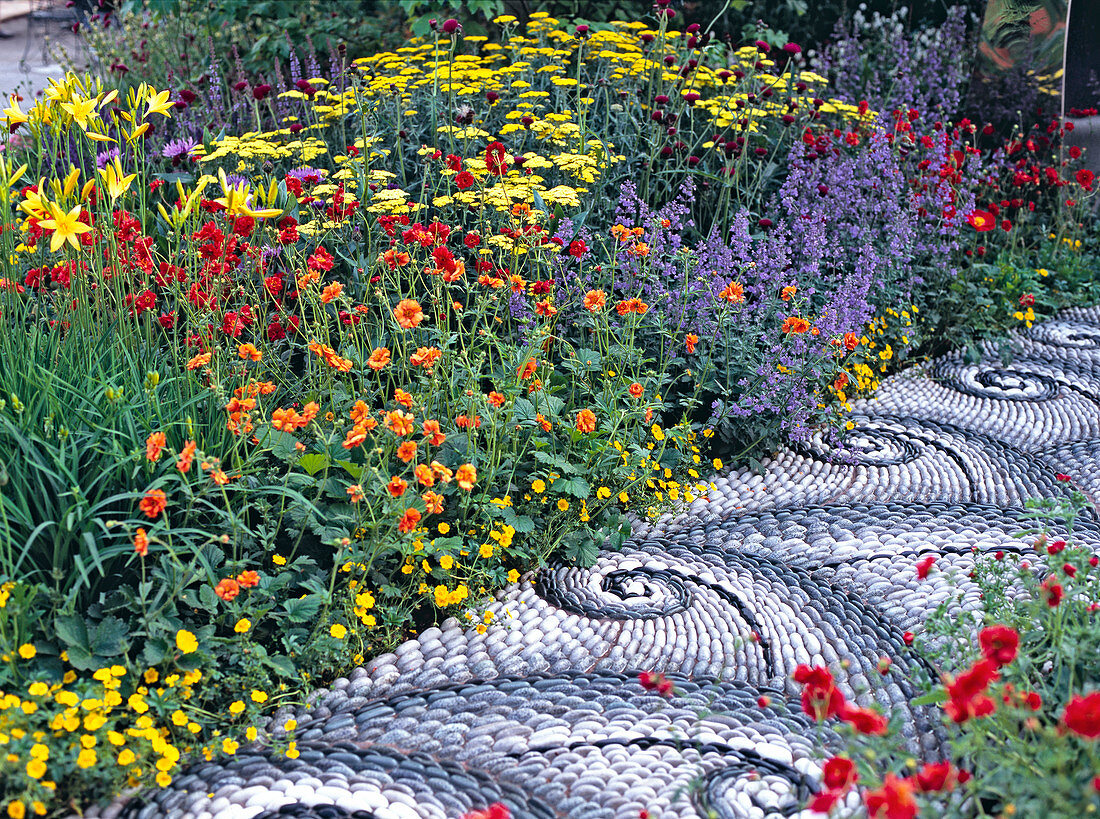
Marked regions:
[60,96,97,131]
[98,157,136,201]
[18,183,49,220]
[62,166,80,197]
[145,88,174,118]
[38,202,92,252]
[2,95,28,129]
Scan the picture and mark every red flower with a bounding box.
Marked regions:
[461,804,510,819]
[944,659,999,723]
[1041,575,1064,607]
[568,239,587,257]
[639,671,674,697]
[398,507,422,533]
[133,528,149,557]
[1019,293,1035,307]
[966,210,996,231]
[913,761,962,793]
[486,141,508,177]
[915,556,935,579]
[1063,691,1100,738]
[455,171,475,190]
[822,756,858,792]
[1076,168,1095,190]
[685,333,699,353]
[840,704,889,735]
[793,664,846,721]
[978,625,1019,667]
[781,316,810,334]
[864,773,917,819]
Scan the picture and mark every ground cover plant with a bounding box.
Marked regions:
[0,2,1097,815]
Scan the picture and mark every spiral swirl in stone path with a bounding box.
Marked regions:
[100,312,1100,819]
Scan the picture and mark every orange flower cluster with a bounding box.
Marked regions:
[271,401,320,432]
[214,569,260,602]
[615,298,649,316]
[719,281,745,304]
[308,340,354,372]
[781,316,811,334]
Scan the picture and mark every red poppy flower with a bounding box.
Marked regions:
[822,756,858,792]
[840,704,889,735]
[639,671,674,697]
[1041,575,1064,607]
[913,761,962,793]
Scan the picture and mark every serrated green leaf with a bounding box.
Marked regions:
[263,654,297,678]
[282,595,322,624]
[297,453,330,476]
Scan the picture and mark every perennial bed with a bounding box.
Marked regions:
[0,4,1097,817]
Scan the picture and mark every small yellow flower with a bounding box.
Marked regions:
[117,749,135,766]
[25,759,46,779]
[27,682,47,697]
[285,741,299,759]
[272,554,287,565]
[437,522,450,534]
[439,555,454,570]
[245,726,258,741]
[175,629,198,654]
[234,618,251,634]
[507,569,520,583]
[17,644,35,660]
[531,479,546,493]
[155,771,172,788]
[556,498,569,512]
[229,700,245,716]
[250,690,268,704]
[222,738,238,755]
[7,800,26,819]
[479,543,493,559]
[330,623,347,639]
[76,748,96,768]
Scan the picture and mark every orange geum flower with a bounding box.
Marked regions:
[271,408,303,432]
[237,343,262,362]
[487,391,505,408]
[186,352,212,370]
[576,409,597,433]
[301,402,320,424]
[367,347,391,371]
[431,461,453,483]
[387,476,408,497]
[422,419,446,446]
[350,400,372,424]
[414,463,435,486]
[393,298,425,329]
[215,578,240,601]
[422,490,444,515]
[394,388,414,409]
[386,410,415,437]
[296,269,320,290]
[133,528,149,556]
[517,359,537,380]
[780,285,797,301]
[211,469,229,485]
[782,316,811,335]
[455,463,477,491]
[410,346,442,370]
[508,274,527,293]
[628,382,644,398]
[346,484,365,503]
[719,281,745,304]
[237,570,260,588]
[685,333,699,354]
[381,249,410,269]
[176,440,196,473]
[343,428,368,449]
[396,441,418,462]
[535,300,557,317]
[320,281,343,303]
[146,431,167,463]
[397,507,422,533]
[583,290,606,312]
[139,489,167,520]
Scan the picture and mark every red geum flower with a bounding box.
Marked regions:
[1063,691,1100,738]
[1041,575,1064,607]
[455,170,475,190]
[915,556,935,579]
[139,489,167,519]
[864,773,918,819]
[840,704,889,735]
[252,84,271,100]
[944,659,999,723]
[978,625,1019,667]
[793,664,846,720]
[568,239,587,257]
[460,804,509,819]
[1076,168,1095,190]
[1019,293,1035,306]
[822,756,858,792]
[913,761,962,793]
[639,671,674,697]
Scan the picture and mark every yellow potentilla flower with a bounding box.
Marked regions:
[330,624,347,639]
[439,555,454,570]
[27,682,47,697]
[285,741,299,759]
[507,569,520,583]
[250,690,268,703]
[531,479,546,493]
[245,726,258,741]
[556,498,569,512]
[7,800,25,819]
[175,629,198,654]
[234,618,251,634]
[17,643,35,659]
[479,543,493,559]
[76,748,96,768]
[155,771,172,788]
[25,759,46,779]
[117,748,135,766]
[222,738,238,754]
[229,700,245,715]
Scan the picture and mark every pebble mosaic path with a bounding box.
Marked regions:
[101,309,1100,819]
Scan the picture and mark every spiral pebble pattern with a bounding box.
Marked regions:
[104,312,1100,819]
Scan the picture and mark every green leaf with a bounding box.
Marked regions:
[198,583,220,614]
[336,459,364,480]
[91,616,128,656]
[297,453,330,476]
[282,595,322,624]
[500,506,535,533]
[560,533,599,567]
[263,654,297,678]
[53,614,88,650]
[911,690,948,706]
[559,477,591,499]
